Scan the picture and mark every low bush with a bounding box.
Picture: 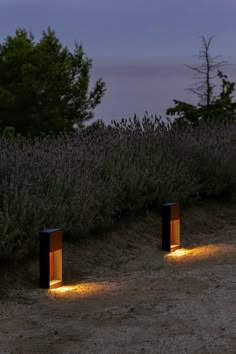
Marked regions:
[0,115,235,260]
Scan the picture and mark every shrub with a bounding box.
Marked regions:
[0,114,235,260]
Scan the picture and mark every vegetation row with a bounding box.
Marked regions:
[0,30,235,260]
[0,116,235,260]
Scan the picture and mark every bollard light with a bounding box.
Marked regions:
[40,228,62,289]
[162,202,180,252]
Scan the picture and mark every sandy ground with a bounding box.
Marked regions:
[0,200,236,353]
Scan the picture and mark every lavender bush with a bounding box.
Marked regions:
[0,115,235,260]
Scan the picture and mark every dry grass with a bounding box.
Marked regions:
[0,199,236,353]
[0,115,235,260]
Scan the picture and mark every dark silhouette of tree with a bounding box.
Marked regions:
[167,36,236,127]
[0,28,106,136]
[186,35,225,107]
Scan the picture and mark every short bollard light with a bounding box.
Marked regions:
[162,202,180,252]
[40,228,62,289]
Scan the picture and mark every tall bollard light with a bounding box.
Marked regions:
[40,228,62,289]
[162,203,180,252]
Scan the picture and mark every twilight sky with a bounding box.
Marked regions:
[0,0,235,58]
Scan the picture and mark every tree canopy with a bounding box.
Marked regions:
[0,28,106,136]
[166,36,236,127]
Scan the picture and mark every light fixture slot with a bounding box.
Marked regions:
[40,228,62,289]
[162,203,180,252]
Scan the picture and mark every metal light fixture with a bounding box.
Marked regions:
[40,228,62,289]
[162,202,180,252]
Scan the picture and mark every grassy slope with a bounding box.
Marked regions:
[0,197,235,290]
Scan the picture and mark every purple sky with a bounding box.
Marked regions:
[0,0,236,58]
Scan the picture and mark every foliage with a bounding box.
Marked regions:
[0,28,106,136]
[79,119,108,135]
[0,126,18,138]
[167,36,236,127]
[0,114,235,261]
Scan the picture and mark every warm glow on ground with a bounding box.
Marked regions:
[48,244,236,296]
[165,243,236,262]
[167,248,191,257]
[49,281,124,297]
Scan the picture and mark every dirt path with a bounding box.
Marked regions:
[0,201,236,353]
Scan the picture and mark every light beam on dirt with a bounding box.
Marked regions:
[48,281,125,297]
[165,248,191,258]
[165,244,236,262]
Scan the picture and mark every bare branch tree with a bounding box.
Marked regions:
[185,35,227,108]
[167,35,236,127]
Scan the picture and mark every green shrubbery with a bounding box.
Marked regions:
[0,115,235,261]
[0,28,106,137]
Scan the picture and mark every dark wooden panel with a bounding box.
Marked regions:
[171,203,180,220]
[50,230,62,252]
